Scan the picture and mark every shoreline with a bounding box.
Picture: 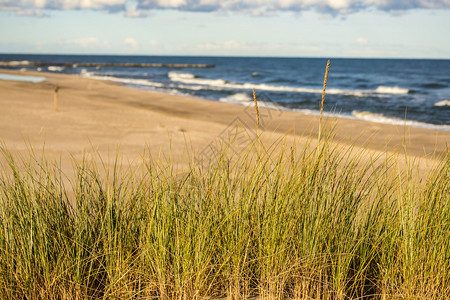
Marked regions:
[6,68,450,132]
[0,69,448,167]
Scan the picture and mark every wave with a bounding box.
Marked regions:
[168,71,410,97]
[77,69,448,131]
[217,100,449,131]
[219,93,252,104]
[374,86,409,94]
[351,111,450,131]
[176,84,209,91]
[169,71,227,87]
[81,70,164,88]
[48,66,65,72]
[169,72,197,80]
[219,92,283,110]
[434,100,450,107]
[81,71,195,97]
[0,60,30,66]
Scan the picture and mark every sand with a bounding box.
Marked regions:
[0,69,448,177]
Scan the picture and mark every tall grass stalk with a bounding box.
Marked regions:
[319,59,330,143]
[0,129,448,299]
[253,88,260,132]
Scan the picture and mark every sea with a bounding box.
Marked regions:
[1,54,449,131]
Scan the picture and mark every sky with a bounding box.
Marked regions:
[0,0,449,58]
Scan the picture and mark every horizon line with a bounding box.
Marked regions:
[1,52,450,61]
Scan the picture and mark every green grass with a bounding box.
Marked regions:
[0,128,448,299]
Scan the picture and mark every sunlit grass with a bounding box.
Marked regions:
[0,126,448,299]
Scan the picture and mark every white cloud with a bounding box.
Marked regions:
[364,0,450,11]
[0,0,127,14]
[124,7,148,17]
[136,0,450,15]
[59,37,111,48]
[56,0,127,10]
[124,1,149,17]
[124,37,139,49]
[195,40,323,56]
[355,37,368,45]
[197,40,248,50]
[1,0,449,17]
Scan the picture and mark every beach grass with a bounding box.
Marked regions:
[0,124,448,299]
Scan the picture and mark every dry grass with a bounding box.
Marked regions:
[0,128,448,299]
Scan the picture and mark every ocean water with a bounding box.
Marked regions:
[1,54,449,131]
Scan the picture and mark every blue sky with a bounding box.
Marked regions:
[0,0,449,58]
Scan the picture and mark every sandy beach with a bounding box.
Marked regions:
[1,69,448,175]
[1,70,449,300]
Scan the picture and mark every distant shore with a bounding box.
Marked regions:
[0,60,215,68]
[0,69,448,172]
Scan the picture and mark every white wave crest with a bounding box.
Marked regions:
[168,72,197,80]
[375,86,409,94]
[169,72,410,97]
[434,100,450,107]
[219,93,253,104]
[352,111,401,124]
[351,111,450,131]
[81,71,164,88]
[219,92,284,111]
[97,76,164,88]
[48,66,65,72]
[4,60,30,66]
[169,71,227,86]
[176,84,207,91]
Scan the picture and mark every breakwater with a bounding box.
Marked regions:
[0,61,215,68]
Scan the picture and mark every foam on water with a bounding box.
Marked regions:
[81,71,164,88]
[169,71,227,87]
[14,55,439,130]
[212,92,449,130]
[176,84,208,91]
[168,71,410,97]
[351,111,450,131]
[219,92,284,111]
[48,66,65,72]
[434,100,450,107]
[168,72,197,80]
[80,70,195,97]
[77,67,450,131]
[2,60,30,66]
[219,93,253,104]
[374,86,410,94]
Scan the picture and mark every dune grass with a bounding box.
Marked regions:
[0,123,448,299]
